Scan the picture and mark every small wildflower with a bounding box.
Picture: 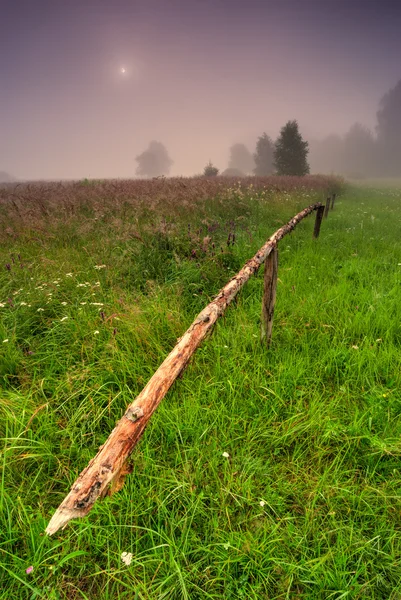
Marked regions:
[94,330,100,335]
[351,345,359,350]
[0,303,5,308]
[121,552,133,566]
[94,264,106,270]
[20,302,27,306]
[91,302,104,306]
[223,543,230,550]
[61,301,68,306]
[37,308,44,312]
[259,500,266,507]
[66,272,73,277]
[3,339,9,343]
[224,345,228,348]
[25,566,34,575]
[80,302,87,305]
[222,452,230,458]
[60,316,68,322]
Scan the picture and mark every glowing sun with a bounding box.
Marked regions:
[120,67,126,75]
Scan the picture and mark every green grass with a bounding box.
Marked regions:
[1,181,401,599]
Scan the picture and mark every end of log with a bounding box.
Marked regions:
[46,505,87,536]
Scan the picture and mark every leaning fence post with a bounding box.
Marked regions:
[324,197,331,218]
[261,246,278,346]
[313,205,325,239]
[331,193,336,210]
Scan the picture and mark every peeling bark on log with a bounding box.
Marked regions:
[261,246,278,346]
[45,202,322,536]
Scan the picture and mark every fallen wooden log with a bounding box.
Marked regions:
[46,202,322,535]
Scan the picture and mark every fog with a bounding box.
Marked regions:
[1,0,401,181]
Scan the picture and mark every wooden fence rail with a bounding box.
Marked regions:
[46,195,336,535]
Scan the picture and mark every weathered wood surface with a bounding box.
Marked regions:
[45,202,322,536]
[261,246,278,346]
[313,205,325,239]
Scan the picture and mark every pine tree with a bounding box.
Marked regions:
[253,133,274,176]
[203,161,219,176]
[274,121,310,176]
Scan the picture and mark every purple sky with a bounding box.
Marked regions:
[1,0,401,179]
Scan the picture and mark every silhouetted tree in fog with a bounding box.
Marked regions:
[135,141,173,177]
[253,133,274,176]
[376,80,401,175]
[274,121,309,176]
[203,161,219,176]
[228,143,254,174]
[308,135,344,174]
[342,123,376,178]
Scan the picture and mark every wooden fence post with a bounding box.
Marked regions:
[45,202,323,536]
[331,193,336,210]
[313,205,325,239]
[324,197,331,218]
[261,245,278,346]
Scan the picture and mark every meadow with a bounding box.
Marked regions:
[1,176,401,599]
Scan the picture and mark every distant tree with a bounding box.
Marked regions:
[274,120,309,176]
[203,161,219,177]
[135,141,173,178]
[0,171,16,183]
[253,133,274,176]
[228,143,254,174]
[376,80,401,175]
[308,135,344,174]
[342,123,377,178]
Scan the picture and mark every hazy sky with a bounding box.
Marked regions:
[1,0,401,179]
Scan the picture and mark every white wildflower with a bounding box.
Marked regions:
[2,339,9,343]
[91,302,104,306]
[222,452,230,458]
[351,345,359,350]
[20,302,27,306]
[61,302,68,306]
[121,552,133,566]
[259,500,266,507]
[66,272,73,277]
[94,264,106,270]
[60,316,68,322]
[94,330,100,335]
[223,543,230,550]
[80,302,87,305]
[0,303,5,308]
[37,308,44,312]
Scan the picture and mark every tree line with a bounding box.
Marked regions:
[136,120,310,179]
[135,78,401,180]
[310,79,401,178]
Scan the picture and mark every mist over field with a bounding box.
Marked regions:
[1,0,401,181]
